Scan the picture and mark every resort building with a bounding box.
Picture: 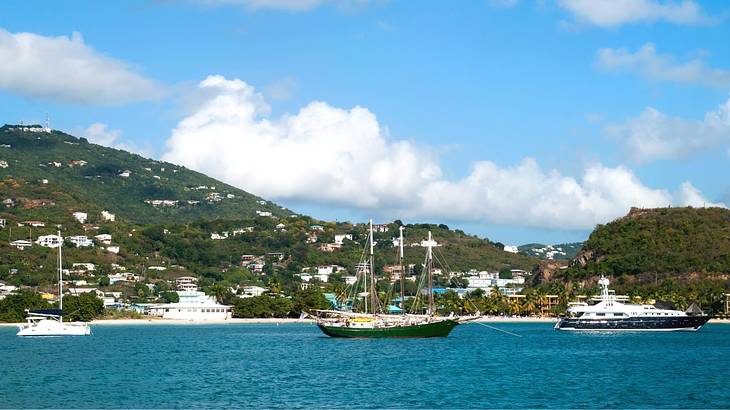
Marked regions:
[175,276,198,292]
[147,290,232,321]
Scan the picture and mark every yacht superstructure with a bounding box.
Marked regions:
[555,276,710,332]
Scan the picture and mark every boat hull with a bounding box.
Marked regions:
[555,315,711,332]
[17,319,91,336]
[318,319,458,338]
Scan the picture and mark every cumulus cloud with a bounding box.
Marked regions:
[558,0,712,28]
[162,75,724,230]
[605,96,730,163]
[596,43,730,89]
[0,29,165,105]
[79,123,153,158]
[676,182,725,208]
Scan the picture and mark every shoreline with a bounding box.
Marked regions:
[2,316,728,326]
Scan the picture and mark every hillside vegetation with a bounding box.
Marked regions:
[565,207,730,279]
[532,207,730,313]
[0,125,288,224]
[0,126,539,307]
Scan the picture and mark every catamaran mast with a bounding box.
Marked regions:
[57,230,63,319]
[369,220,377,314]
[427,231,433,315]
[399,225,405,315]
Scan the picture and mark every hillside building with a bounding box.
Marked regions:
[36,234,62,248]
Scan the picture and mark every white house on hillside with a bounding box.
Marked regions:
[101,210,116,222]
[94,234,112,244]
[334,234,353,245]
[73,212,88,224]
[36,234,63,248]
[10,240,33,250]
[67,236,94,248]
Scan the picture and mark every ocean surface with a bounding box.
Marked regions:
[1,322,729,408]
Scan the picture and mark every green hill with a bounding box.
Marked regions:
[565,207,730,280]
[0,124,289,225]
[0,125,539,299]
[532,207,730,313]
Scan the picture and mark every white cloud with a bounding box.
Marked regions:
[596,43,730,88]
[676,182,725,208]
[0,29,165,105]
[605,96,730,163]
[162,75,724,230]
[79,123,153,158]
[558,0,711,27]
[265,76,297,101]
[81,123,122,146]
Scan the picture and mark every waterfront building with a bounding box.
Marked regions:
[147,290,232,321]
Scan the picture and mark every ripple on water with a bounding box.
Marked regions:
[1,323,729,408]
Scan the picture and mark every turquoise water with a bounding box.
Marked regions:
[1,323,729,408]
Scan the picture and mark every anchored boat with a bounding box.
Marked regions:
[17,231,91,337]
[555,276,710,332]
[311,221,475,338]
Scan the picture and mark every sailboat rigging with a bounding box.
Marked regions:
[17,230,91,337]
[309,220,477,338]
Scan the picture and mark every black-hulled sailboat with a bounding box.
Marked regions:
[311,221,475,338]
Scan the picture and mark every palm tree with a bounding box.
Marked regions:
[209,283,228,304]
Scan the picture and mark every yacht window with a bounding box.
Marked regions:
[596,313,605,316]
[614,313,624,317]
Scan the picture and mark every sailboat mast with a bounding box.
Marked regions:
[427,231,433,315]
[369,220,377,314]
[399,225,405,315]
[58,230,63,314]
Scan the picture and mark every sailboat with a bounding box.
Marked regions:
[17,231,91,337]
[311,221,477,338]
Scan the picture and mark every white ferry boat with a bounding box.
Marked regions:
[555,276,710,332]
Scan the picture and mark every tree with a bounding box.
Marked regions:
[62,292,103,322]
[499,267,513,279]
[98,275,110,287]
[208,283,229,304]
[0,290,50,322]
[292,288,331,314]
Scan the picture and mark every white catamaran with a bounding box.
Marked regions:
[311,220,477,338]
[17,231,91,337]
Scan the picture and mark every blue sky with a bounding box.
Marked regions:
[2,0,729,245]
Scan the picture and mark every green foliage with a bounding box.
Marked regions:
[563,207,730,279]
[233,296,293,318]
[0,289,50,322]
[499,267,513,279]
[0,126,289,225]
[61,292,104,322]
[291,288,331,313]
